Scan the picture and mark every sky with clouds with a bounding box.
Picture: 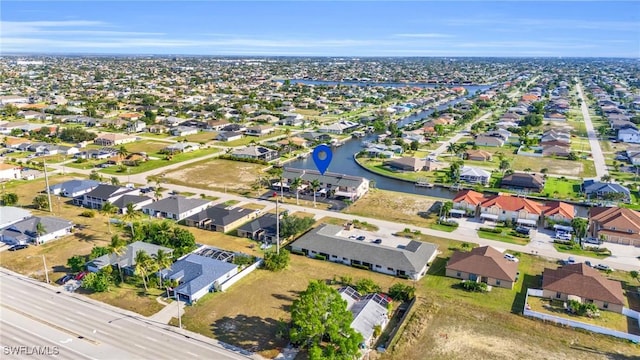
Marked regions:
[1,1,639,57]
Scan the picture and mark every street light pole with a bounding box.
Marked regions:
[275,194,280,255]
[174,288,182,329]
[42,255,49,284]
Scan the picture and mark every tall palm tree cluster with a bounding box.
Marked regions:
[134,248,172,291]
[446,142,468,158]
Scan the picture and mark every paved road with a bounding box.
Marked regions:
[0,270,261,360]
[576,80,608,180]
[431,111,493,156]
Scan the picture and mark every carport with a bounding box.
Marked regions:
[553,224,573,232]
[516,219,537,227]
[480,213,498,222]
[448,209,465,218]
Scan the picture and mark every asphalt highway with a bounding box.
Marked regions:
[0,269,260,360]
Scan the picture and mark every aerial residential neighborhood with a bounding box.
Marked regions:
[1,1,639,360]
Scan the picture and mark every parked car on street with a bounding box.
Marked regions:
[373,239,382,244]
[515,226,531,235]
[356,235,366,241]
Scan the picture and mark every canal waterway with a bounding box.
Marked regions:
[287,80,590,216]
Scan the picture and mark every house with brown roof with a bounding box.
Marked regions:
[446,246,519,289]
[542,201,576,226]
[479,194,543,226]
[542,145,571,157]
[541,263,625,313]
[589,207,640,246]
[452,189,485,213]
[465,149,492,161]
[500,172,545,192]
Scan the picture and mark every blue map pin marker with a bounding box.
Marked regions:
[312,144,333,175]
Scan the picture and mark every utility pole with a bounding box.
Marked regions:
[42,255,49,284]
[43,159,53,213]
[174,288,182,329]
[275,193,280,255]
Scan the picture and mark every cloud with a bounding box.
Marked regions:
[0,20,164,37]
[394,33,453,38]
[442,17,640,32]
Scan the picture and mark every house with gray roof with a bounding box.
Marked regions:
[75,184,140,209]
[338,286,389,347]
[459,166,491,185]
[49,179,100,198]
[163,253,238,303]
[231,145,278,161]
[142,196,212,221]
[582,180,631,203]
[184,204,258,233]
[112,195,154,214]
[86,241,173,274]
[236,213,279,243]
[1,216,73,245]
[0,206,32,230]
[283,167,370,201]
[290,224,438,280]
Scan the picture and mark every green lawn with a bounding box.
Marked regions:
[428,223,458,232]
[99,148,219,175]
[540,177,582,199]
[477,229,530,245]
[214,130,285,147]
[553,243,611,259]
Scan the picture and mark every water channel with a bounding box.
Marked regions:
[286,80,590,216]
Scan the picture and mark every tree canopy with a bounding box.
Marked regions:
[290,280,363,359]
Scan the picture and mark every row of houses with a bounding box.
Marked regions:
[446,245,625,313]
[452,190,575,227]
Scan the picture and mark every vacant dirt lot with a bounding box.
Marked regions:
[343,189,440,228]
[377,297,640,360]
[164,159,265,193]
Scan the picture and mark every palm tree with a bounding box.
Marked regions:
[35,222,46,245]
[446,142,456,156]
[122,203,143,237]
[117,145,129,160]
[108,234,126,281]
[110,176,120,186]
[310,179,321,207]
[601,174,612,183]
[154,249,173,288]
[154,186,165,201]
[284,128,293,156]
[134,250,151,291]
[291,177,302,205]
[100,202,117,234]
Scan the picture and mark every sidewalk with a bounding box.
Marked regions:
[148,296,184,324]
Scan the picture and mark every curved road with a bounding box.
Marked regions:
[0,270,261,360]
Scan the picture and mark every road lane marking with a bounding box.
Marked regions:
[60,338,73,344]
[6,294,16,299]
[186,351,199,357]
[134,344,146,350]
[144,336,158,342]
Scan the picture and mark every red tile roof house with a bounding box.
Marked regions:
[541,263,625,313]
[446,246,519,289]
[589,207,640,246]
[452,189,485,215]
[478,194,543,226]
[541,201,576,227]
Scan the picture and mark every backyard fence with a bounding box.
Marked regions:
[524,289,640,343]
[218,259,263,292]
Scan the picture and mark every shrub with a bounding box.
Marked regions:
[352,264,369,271]
[263,250,290,271]
[80,210,96,218]
[388,283,415,301]
[314,254,327,261]
[479,227,502,233]
[461,281,488,292]
[290,249,305,256]
[437,219,459,228]
[355,278,381,294]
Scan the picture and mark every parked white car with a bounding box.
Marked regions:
[504,253,519,262]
